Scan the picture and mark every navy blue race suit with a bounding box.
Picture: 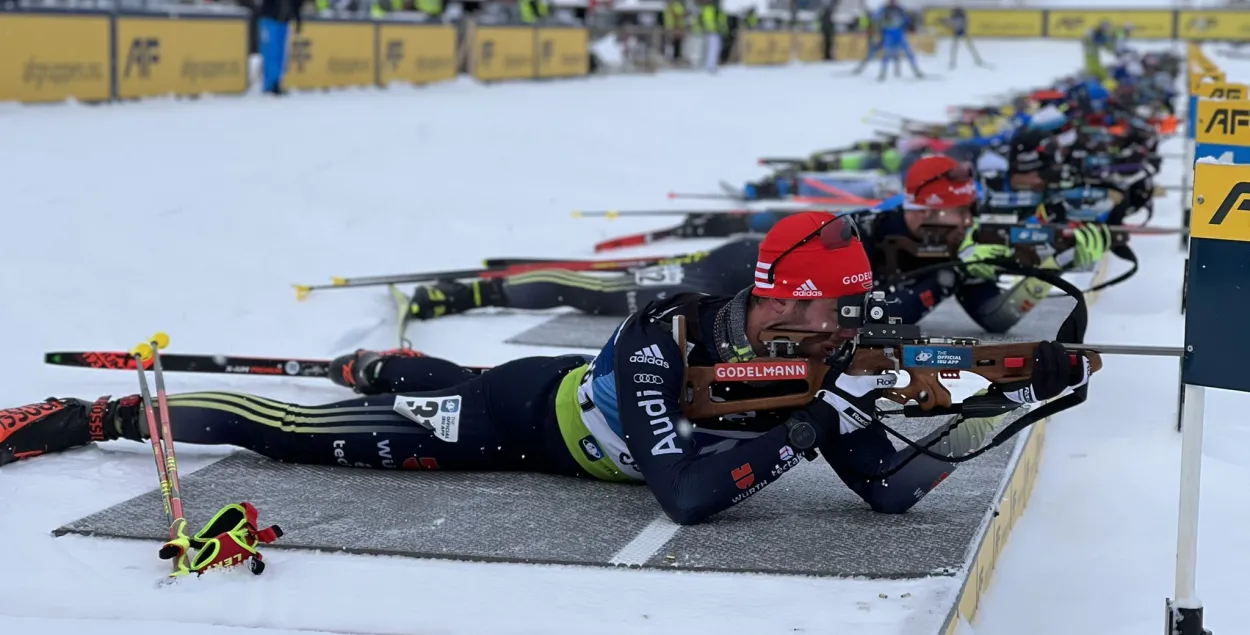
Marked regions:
[3,293,1006,525]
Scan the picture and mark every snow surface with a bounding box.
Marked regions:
[0,36,1237,635]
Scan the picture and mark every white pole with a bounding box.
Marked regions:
[1173,383,1206,608]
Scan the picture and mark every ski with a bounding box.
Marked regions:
[44,350,489,377]
[46,350,336,377]
[482,255,672,269]
[593,224,696,252]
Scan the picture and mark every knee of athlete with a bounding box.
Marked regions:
[863,485,923,514]
[967,306,1018,334]
[966,293,1023,333]
[375,356,475,392]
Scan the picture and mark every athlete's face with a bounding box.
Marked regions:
[903,206,974,235]
[750,298,856,358]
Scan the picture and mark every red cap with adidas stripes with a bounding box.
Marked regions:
[752,212,873,300]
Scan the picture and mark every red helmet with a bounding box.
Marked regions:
[904,155,978,209]
[753,212,873,300]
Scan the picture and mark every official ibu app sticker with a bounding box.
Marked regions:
[433,396,461,443]
[904,345,973,369]
[1009,225,1054,245]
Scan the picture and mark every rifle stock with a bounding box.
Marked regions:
[676,327,1104,420]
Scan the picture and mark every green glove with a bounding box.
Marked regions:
[1071,223,1112,268]
[959,227,1014,280]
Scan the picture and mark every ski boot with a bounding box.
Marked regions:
[329,348,426,395]
[407,279,507,321]
[0,395,143,467]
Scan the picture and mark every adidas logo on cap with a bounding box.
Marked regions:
[792,279,822,297]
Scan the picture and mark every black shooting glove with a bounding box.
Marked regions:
[999,341,1091,405]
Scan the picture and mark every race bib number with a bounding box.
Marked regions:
[634,265,684,286]
[393,396,462,443]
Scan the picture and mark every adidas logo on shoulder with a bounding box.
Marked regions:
[630,344,670,368]
[792,279,822,297]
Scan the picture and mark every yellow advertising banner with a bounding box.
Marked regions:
[0,12,111,103]
[473,26,535,82]
[1190,70,1226,96]
[1190,162,1250,244]
[536,27,588,78]
[1179,11,1250,41]
[116,17,247,99]
[1047,10,1174,40]
[741,31,790,65]
[1195,82,1248,101]
[923,9,1044,38]
[910,32,936,55]
[284,21,374,90]
[793,32,824,63]
[378,24,457,86]
[834,33,868,61]
[1195,99,1250,146]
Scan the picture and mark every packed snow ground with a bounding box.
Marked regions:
[1,37,1240,635]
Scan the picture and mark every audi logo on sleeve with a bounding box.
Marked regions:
[634,373,664,385]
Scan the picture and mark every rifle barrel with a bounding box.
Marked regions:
[1065,343,1184,357]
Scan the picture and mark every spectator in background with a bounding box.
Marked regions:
[258,0,305,95]
[519,0,550,23]
[696,0,727,73]
[663,0,688,65]
[819,0,837,61]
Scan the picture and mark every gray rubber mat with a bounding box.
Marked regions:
[504,295,1078,349]
[55,413,1022,578]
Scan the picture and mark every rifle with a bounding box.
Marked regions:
[673,289,1102,476]
[875,221,1157,294]
[678,322,1102,421]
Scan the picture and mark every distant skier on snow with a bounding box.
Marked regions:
[871,0,924,81]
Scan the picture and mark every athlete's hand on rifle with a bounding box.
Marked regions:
[997,341,1092,404]
[790,347,895,449]
[1067,223,1111,268]
[958,228,1014,280]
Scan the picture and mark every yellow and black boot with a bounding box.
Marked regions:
[407,279,507,321]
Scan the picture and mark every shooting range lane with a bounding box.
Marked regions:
[56,304,1067,578]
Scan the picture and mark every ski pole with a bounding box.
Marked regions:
[294,267,494,301]
[665,191,739,201]
[130,332,191,577]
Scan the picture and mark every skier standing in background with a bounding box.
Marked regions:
[945,6,985,69]
[874,0,923,80]
[851,8,882,75]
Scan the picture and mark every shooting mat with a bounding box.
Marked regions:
[56,299,1070,577]
[56,415,1020,577]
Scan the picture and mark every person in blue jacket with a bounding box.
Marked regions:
[2,212,1093,526]
[870,0,923,80]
